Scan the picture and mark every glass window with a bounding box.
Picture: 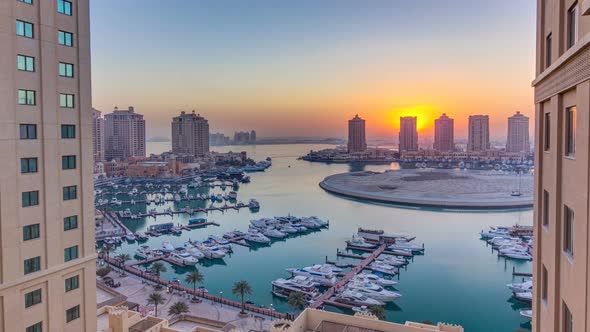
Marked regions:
[22,191,39,207]
[20,124,37,139]
[24,256,41,274]
[21,158,38,173]
[546,34,552,69]
[543,190,549,226]
[18,0,34,4]
[25,289,42,308]
[568,3,578,49]
[63,186,77,201]
[57,0,72,16]
[17,55,35,72]
[61,124,75,138]
[62,155,76,170]
[23,224,40,241]
[542,265,548,302]
[64,245,78,262]
[564,205,574,257]
[59,94,74,108]
[18,89,36,105]
[565,106,576,157]
[64,216,78,231]
[26,322,42,332]
[564,302,573,332]
[58,30,73,47]
[66,305,80,322]
[544,112,550,151]
[65,275,79,292]
[58,62,74,77]
[16,20,34,38]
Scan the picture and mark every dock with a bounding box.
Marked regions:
[512,266,533,277]
[346,243,414,258]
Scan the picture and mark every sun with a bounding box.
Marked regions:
[389,105,438,133]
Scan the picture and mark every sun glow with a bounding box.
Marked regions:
[389,105,439,133]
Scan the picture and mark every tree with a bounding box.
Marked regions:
[101,244,116,260]
[147,292,166,317]
[167,301,190,317]
[150,261,167,277]
[116,253,131,276]
[232,280,252,314]
[368,305,385,320]
[184,269,204,300]
[287,292,307,317]
[96,266,111,278]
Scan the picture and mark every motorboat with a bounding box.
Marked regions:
[334,291,384,306]
[304,216,328,227]
[125,232,136,242]
[262,228,287,239]
[480,226,511,239]
[244,230,271,244]
[272,276,320,297]
[300,218,321,229]
[185,246,205,259]
[228,191,237,199]
[134,245,152,259]
[513,292,533,303]
[369,261,398,275]
[346,236,378,249]
[198,245,227,259]
[388,241,424,253]
[169,251,198,266]
[135,231,148,241]
[161,240,175,253]
[520,309,533,319]
[346,282,402,302]
[352,273,398,287]
[507,280,533,293]
[277,224,298,234]
[501,250,532,260]
[285,265,338,286]
[248,199,260,210]
[376,255,407,267]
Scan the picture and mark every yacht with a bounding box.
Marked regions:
[185,246,205,259]
[134,245,152,260]
[501,249,532,260]
[304,216,328,227]
[387,241,424,253]
[513,292,532,303]
[135,231,148,241]
[346,282,402,302]
[198,245,227,259]
[376,255,407,267]
[248,199,260,211]
[300,218,321,229]
[507,280,533,293]
[272,277,320,297]
[169,251,198,266]
[125,232,136,242]
[277,224,298,234]
[520,309,533,319]
[263,228,287,239]
[285,265,338,286]
[244,231,271,244]
[346,236,377,249]
[161,240,175,253]
[369,261,398,275]
[352,273,398,287]
[334,291,384,306]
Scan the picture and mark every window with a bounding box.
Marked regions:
[58,62,74,77]
[21,158,38,173]
[567,3,578,49]
[20,124,37,139]
[23,224,40,241]
[26,322,42,332]
[564,302,573,332]
[66,305,80,322]
[543,190,549,226]
[24,256,41,274]
[564,205,574,257]
[61,124,75,138]
[62,155,76,169]
[64,215,78,231]
[18,0,34,4]
[63,186,77,201]
[65,275,79,292]
[17,55,35,72]
[58,30,73,47]
[565,106,576,157]
[18,89,36,105]
[25,289,42,308]
[544,112,550,151]
[60,94,74,108]
[16,20,33,38]
[542,265,548,302]
[57,0,72,16]
[22,191,39,207]
[64,245,78,262]
[546,34,552,69]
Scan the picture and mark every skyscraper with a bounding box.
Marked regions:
[347,114,367,153]
[250,130,257,143]
[171,110,210,157]
[0,1,96,331]
[399,117,418,153]
[433,113,454,152]
[506,111,530,153]
[533,1,587,332]
[104,106,146,161]
[93,108,105,162]
[467,115,490,152]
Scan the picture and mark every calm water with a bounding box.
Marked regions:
[107,143,533,332]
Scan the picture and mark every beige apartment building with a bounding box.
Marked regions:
[399,116,418,153]
[506,111,530,153]
[347,114,367,153]
[93,108,105,162]
[104,106,146,161]
[0,0,97,331]
[433,113,454,152]
[467,115,490,152]
[171,110,209,158]
[533,1,590,332]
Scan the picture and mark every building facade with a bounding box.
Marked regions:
[399,116,418,153]
[92,108,104,162]
[506,111,530,153]
[347,114,367,153]
[467,115,490,152]
[433,113,454,152]
[0,1,97,331]
[533,1,589,332]
[171,111,209,158]
[104,106,145,161]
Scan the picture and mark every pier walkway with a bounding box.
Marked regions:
[309,244,387,309]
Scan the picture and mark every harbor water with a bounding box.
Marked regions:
[105,143,533,332]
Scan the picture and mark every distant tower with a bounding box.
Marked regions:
[104,106,146,161]
[467,115,490,152]
[506,111,530,153]
[250,130,257,143]
[171,110,210,157]
[399,117,418,152]
[92,108,105,162]
[347,114,367,153]
[433,113,454,152]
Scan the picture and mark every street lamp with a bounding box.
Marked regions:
[270,304,274,321]
[219,291,223,307]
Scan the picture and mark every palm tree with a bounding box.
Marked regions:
[116,253,131,275]
[287,292,307,317]
[232,280,252,314]
[167,301,190,317]
[150,261,167,277]
[184,270,204,300]
[101,244,116,260]
[147,292,166,317]
[367,305,385,320]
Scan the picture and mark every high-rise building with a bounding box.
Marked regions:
[506,111,530,153]
[347,114,367,153]
[399,116,418,152]
[467,115,490,152]
[533,2,588,332]
[104,106,146,161]
[171,110,210,157]
[233,131,251,144]
[0,1,96,331]
[93,108,105,162]
[250,130,257,143]
[433,113,454,152]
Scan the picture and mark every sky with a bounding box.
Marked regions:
[90,0,537,140]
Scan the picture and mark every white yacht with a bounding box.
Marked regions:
[334,291,384,306]
[513,292,532,303]
[507,280,532,293]
[135,231,148,241]
[244,230,271,244]
[300,218,321,229]
[376,255,407,266]
[185,246,205,259]
[134,245,152,259]
[125,232,136,242]
[369,261,398,275]
[388,241,424,253]
[304,216,328,227]
[501,250,532,261]
[346,236,378,249]
[161,240,175,253]
[169,251,198,266]
[272,276,320,297]
[277,224,298,234]
[198,245,227,259]
[352,273,398,287]
[285,265,338,286]
[346,282,402,302]
[263,228,287,239]
[520,309,533,319]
